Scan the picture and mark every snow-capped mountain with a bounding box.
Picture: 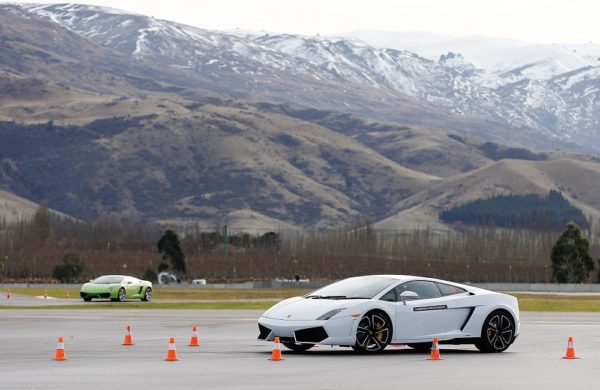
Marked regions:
[5,3,600,152]
[342,30,600,83]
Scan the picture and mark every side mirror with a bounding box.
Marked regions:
[399,291,419,305]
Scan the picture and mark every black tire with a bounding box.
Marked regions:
[475,310,515,353]
[117,287,126,302]
[282,342,314,352]
[142,287,152,302]
[407,343,431,352]
[352,310,392,353]
[83,296,92,302]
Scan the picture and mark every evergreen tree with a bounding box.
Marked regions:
[551,223,594,283]
[52,252,84,283]
[157,229,186,274]
[30,201,51,244]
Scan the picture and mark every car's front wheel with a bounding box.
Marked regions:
[115,287,126,302]
[352,311,392,353]
[282,342,314,352]
[83,296,92,302]
[475,310,515,353]
[142,287,152,302]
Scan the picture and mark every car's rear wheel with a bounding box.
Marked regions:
[407,343,431,352]
[116,288,126,302]
[282,342,314,352]
[475,310,515,353]
[83,296,92,302]
[142,287,152,302]
[352,311,392,353]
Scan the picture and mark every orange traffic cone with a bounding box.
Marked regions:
[189,326,200,347]
[269,337,283,361]
[165,337,178,361]
[122,325,134,346]
[427,337,442,360]
[65,291,70,299]
[563,336,579,359]
[44,289,48,299]
[53,336,67,361]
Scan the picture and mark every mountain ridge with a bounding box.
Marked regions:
[1,3,600,231]
[7,2,599,152]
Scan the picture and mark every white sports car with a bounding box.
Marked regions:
[258,275,519,353]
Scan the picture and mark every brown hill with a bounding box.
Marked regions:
[0,94,440,227]
[1,6,598,230]
[376,158,600,230]
[0,189,71,223]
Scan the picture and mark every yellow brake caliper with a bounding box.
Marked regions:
[375,321,384,341]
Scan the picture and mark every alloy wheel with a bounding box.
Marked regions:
[118,288,126,302]
[355,312,391,352]
[486,313,514,351]
[143,288,152,301]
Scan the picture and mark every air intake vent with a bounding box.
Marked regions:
[258,324,272,340]
[294,327,328,343]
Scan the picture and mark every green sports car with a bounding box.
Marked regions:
[80,275,153,302]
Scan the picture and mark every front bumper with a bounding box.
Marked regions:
[257,316,357,346]
[80,291,113,299]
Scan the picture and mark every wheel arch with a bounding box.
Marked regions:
[475,307,517,352]
[350,304,394,340]
[463,304,519,338]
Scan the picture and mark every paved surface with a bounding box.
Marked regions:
[0,293,273,306]
[0,293,81,306]
[1,310,599,389]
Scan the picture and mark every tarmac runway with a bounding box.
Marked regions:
[1,309,600,389]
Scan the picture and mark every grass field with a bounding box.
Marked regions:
[2,289,600,312]
[0,301,277,310]
[0,287,310,300]
[512,293,600,312]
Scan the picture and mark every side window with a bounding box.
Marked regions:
[436,283,467,296]
[380,288,397,302]
[396,281,441,300]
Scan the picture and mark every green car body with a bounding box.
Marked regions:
[80,275,153,302]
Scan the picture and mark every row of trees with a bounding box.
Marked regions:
[440,191,588,230]
[0,203,599,283]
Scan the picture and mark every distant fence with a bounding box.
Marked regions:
[471,283,600,293]
[3,281,600,293]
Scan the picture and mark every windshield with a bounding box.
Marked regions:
[306,276,398,299]
[92,276,124,284]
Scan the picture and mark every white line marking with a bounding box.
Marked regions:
[0,315,105,319]
[524,321,600,325]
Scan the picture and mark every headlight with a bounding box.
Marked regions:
[316,308,347,320]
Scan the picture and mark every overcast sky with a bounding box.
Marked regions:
[6,0,600,43]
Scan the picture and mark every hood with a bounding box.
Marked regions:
[263,297,365,321]
[81,283,120,292]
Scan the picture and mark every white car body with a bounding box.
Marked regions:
[258,275,519,352]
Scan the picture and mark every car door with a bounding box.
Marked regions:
[435,282,474,335]
[392,280,466,341]
[124,278,139,298]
